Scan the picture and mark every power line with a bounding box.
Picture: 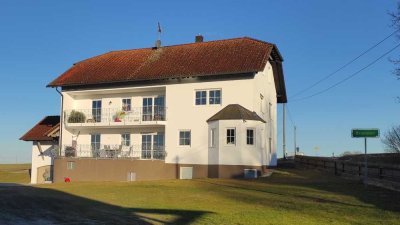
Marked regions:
[286,104,295,127]
[291,42,400,102]
[290,29,399,99]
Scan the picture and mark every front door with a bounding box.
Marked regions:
[141,134,152,159]
[142,98,153,121]
[154,96,165,121]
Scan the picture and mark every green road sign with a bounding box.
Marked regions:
[351,129,380,138]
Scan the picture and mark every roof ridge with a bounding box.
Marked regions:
[105,37,274,54]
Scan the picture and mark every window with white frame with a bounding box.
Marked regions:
[121,133,130,146]
[67,161,75,170]
[210,128,216,147]
[195,91,207,105]
[226,128,236,145]
[209,90,221,105]
[91,134,101,151]
[246,129,255,145]
[179,130,191,146]
[122,98,131,111]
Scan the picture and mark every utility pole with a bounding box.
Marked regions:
[283,103,286,159]
[294,125,297,156]
[364,137,368,187]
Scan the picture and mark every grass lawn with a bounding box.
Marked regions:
[0,166,399,224]
[0,163,30,183]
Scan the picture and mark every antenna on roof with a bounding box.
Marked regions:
[155,22,162,48]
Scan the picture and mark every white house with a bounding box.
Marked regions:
[46,36,287,182]
[20,116,60,184]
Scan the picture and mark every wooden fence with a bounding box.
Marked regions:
[295,155,400,183]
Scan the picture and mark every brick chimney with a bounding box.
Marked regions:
[195,35,204,43]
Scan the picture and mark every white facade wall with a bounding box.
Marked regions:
[60,62,278,166]
[31,141,54,184]
[164,78,254,165]
[253,62,278,165]
[213,120,266,166]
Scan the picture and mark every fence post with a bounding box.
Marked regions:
[379,168,383,179]
[342,163,345,173]
[358,165,361,176]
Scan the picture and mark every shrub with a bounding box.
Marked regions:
[67,110,86,123]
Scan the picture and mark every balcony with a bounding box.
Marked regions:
[59,144,166,160]
[64,107,167,128]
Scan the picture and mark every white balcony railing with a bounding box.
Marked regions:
[64,107,167,126]
[60,144,166,160]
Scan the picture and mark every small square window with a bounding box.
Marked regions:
[226,128,235,145]
[247,129,255,145]
[195,91,207,105]
[67,161,75,170]
[209,90,221,105]
[179,130,191,146]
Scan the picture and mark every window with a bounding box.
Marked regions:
[260,94,264,113]
[268,103,272,121]
[92,100,102,122]
[210,128,216,147]
[179,130,191,146]
[67,161,75,170]
[154,96,165,120]
[153,133,165,151]
[195,91,207,105]
[226,128,235,145]
[209,90,221,105]
[247,129,255,145]
[269,138,272,154]
[91,134,101,151]
[142,97,153,121]
[122,98,131,111]
[121,133,130,146]
[141,134,152,159]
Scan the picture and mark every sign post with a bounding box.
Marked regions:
[351,129,380,187]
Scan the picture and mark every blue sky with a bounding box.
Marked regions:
[0,1,399,163]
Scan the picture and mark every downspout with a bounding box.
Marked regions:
[55,87,63,157]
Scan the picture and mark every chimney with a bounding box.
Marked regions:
[195,35,204,43]
[155,40,161,48]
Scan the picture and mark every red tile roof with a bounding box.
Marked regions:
[47,37,282,87]
[20,116,60,141]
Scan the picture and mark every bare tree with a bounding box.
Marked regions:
[382,125,400,153]
[390,4,400,85]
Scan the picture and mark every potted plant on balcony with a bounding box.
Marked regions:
[114,110,126,122]
[67,110,86,123]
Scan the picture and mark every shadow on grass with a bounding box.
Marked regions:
[199,168,400,213]
[0,184,210,225]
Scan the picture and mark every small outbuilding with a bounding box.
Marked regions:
[20,116,60,184]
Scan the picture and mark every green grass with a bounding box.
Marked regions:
[0,163,30,183]
[0,166,399,224]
